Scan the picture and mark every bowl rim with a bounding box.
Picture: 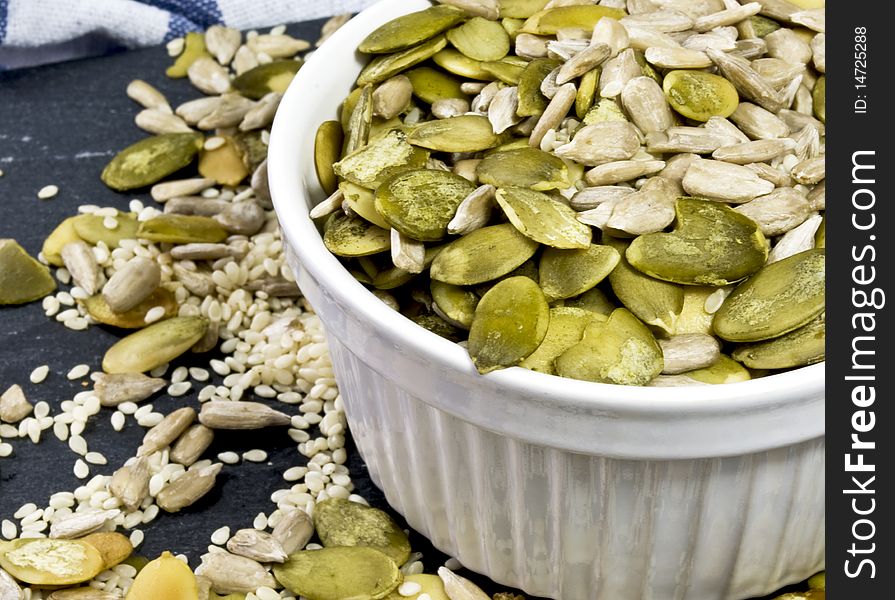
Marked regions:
[268,0,825,436]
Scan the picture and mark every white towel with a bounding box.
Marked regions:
[0,0,377,69]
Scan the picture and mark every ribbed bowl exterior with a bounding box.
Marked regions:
[268,1,826,597]
[330,335,824,600]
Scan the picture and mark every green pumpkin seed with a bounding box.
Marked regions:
[42,216,83,267]
[477,147,569,191]
[234,130,268,171]
[575,68,600,120]
[495,186,592,249]
[82,288,177,329]
[634,50,661,83]
[713,249,825,342]
[0,538,105,586]
[370,116,404,141]
[0,239,56,305]
[101,132,204,191]
[808,572,826,591]
[385,574,449,600]
[673,286,717,336]
[323,214,391,257]
[501,17,525,39]
[198,136,249,187]
[273,547,401,600]
[556,308,663,386]
[663,70,740,122]
[315,121,344,195]
[407,114,504,152]
[334,130,429,189]
[431,280,479,329]
[340,182,391,230]
[605,235,683,334]
[481,56,528,85]
[359,5,465,54]
[405,67,467,104]
[345,84,374,156]
[539,244,620,301]
[313,498,411,566]
[341,87,364,133]
[582,97,627,125]
[468,276,550,374]
[520,5,626,36]
[813,75,825,123]
[626,198,769,286]
[102,316,209,373]
[815,216,825,248]
[686,354,751,384]
[432,49,493,80]
[486,138,532,155]
[72,212,140,248]
[357,36,449,86]
[232,60,303,99]
[499,0,550,19]
[137,214,229,244]
[166,32,209,79]
[517,58,561,117]
[374,169,475,241]
[563,286,616,316]
[519,307,602,375]
[411,313,464,342]
[431,223,538,285]
[474,258,539,298]
[748,15,782,38]
[732,312,825,369]
[447,17,511,62]
[372,266,416,290]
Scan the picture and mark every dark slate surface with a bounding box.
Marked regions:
[0,21,796,600]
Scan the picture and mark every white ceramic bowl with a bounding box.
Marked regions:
[268,2,826,598]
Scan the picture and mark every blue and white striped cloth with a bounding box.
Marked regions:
[0,0,377,70]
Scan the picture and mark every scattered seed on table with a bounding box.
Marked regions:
[37,184,59,199]
[211,525,231,545]
[29,365,49,383]
[67,364,90,380]
[243,449,268,462]
[74,458,89,479]
[217,451,240,464]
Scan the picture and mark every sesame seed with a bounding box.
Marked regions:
[144,306,166,324]
[68,435,88,455]
[217,451,240,464]
[111,411,126,431]
[252,512,268,530]
[74,459,90,479]
[30,365,50,384]
[130,529,145,547]
[85,451,107,465]
[398,582,422,597]
[210,526,230,545]
[204,136,226,151]
[243,449,268,463]
[67,364,90,380]
[167,382,192,397]
[37,184,59,199]
[1,519,17,540]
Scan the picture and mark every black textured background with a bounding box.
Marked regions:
[0,20,795,600]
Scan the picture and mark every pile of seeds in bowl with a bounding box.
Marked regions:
[0,7,825,600]
[0,16,535,600]
[312,0,826,387]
